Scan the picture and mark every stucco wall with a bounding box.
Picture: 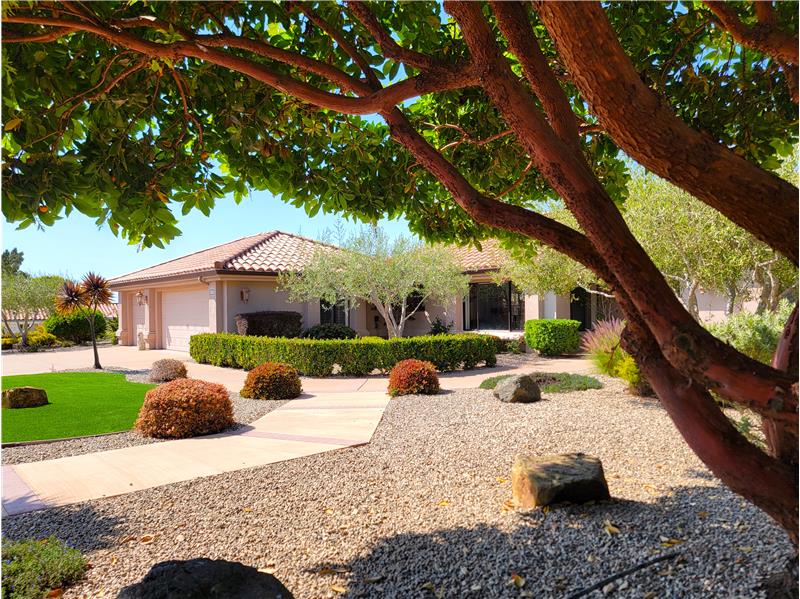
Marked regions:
[224,279,320,333]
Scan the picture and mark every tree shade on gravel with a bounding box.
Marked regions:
[1,372,155,443]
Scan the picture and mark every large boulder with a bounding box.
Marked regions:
[2,387,48,409]
[512,453,610,508]
[118,558,293,599]
[493,375,541,403]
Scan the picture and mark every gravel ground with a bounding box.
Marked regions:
[2,369,284,465]
[4,376,793,598]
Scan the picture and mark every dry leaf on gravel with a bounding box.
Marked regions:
[46,589,63,598]
[603,520,620,535]
[364,575,384,583]
[509,573,526,588]
[318,566,336,575]
[697,511,709,519]
[330,584,346,593]
[242,507,253,513]
[659,536,684,547]
[139,535,155,544]
[437,500,450,507]
[496,476,508,484]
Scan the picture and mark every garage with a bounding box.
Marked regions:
[161,288,210,351]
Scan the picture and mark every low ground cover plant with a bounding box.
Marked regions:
[301,323,357,339]
[2,536,87,599]
[240,362,302,400]
[388,359,440,396]
[479,372,602,393]
[148,359,187,382]
[524,319,581,355]
[135,379,233,438]
[190,333,496,376]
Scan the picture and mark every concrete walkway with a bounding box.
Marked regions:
[3,391,389,516]
[2,346,593,516]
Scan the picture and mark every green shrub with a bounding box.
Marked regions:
[388,359,440,396]
[240,362,302,400]
[26,327,58,350]
[479,372,602,393]
[707,300,793,364]
[189,333,497,376]
[2,536,87,599]
[524,319,581,356]
[302,323,357,339]
[2,335,17,350]
[428,317,452,335]
[43,310,106,344]
[615,354,654,396]
[234,310,302,337]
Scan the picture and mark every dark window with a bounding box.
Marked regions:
[320,299,348,325]
[463,282,524,331]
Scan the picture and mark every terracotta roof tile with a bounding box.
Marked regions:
[2,303,118,323]
[109,231,337,286]
[451,239,508,272]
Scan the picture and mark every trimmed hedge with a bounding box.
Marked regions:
[301,323,357,339]
[234,311,302,337]
[43,310,107,344]
[190,333,497,377]
[524,319,581,356]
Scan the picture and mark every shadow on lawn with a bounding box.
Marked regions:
[3,504,125,552]
[316,485,795,599]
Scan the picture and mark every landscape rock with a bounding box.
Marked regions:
[493,375,541,403]
[2,386,48,409]
[117,558,293,599]
[512,452,610,507]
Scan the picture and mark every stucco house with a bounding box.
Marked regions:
[109,230,744,351]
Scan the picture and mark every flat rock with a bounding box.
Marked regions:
[2,386,48,409]
[493,375,541,403]
[512,452,610,508]
[118,558,293,599]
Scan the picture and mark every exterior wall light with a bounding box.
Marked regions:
[135,291,148,306]
[240,288,250,303]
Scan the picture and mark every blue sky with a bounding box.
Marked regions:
[2,189,411,280]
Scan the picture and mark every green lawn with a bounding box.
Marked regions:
[2,372,156,443]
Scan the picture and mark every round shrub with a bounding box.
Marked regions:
[240,362,302,400]
[524,319,581,356]
[135,379,233,438]
[43,310,107,344]
[148,358,188,382]
[302,323,357,340]
[388,359,440,397]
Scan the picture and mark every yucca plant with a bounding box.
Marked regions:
[56,272,112,369]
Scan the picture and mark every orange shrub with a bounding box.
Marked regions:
[135,379,233,438]
[240,362,302,400]
[388,359,440,397]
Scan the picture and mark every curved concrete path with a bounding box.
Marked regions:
[2,346,592,517]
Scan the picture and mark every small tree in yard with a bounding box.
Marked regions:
[281,227,468,338]
[1,274,62,343]
[55,273,112,369]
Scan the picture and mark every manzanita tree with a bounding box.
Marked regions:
[2,1,798,539]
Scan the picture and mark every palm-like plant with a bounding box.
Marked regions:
[56,272,112,369]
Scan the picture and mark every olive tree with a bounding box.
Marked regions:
[1,274,62,343]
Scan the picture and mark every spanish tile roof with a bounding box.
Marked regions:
[451,239,509,272]
[2,303,118,323]
[109,231,337,286]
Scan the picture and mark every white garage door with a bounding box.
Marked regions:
[162,288,210,351]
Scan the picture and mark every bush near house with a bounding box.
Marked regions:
[706,300,794,365]
[43,310,107,344]
[234,311,302,338]
[301,323,357,340]
[2,536,87,599]
[2,327,58,351]
[148,359,188,382]
[240,362,302,400]
[524,319,581,356]
[190,333,497,376]
[135,379,233,438]
[388,359,440,396]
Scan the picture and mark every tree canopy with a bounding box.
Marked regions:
[1,274,62,342]
[1,247,24,275]
[2,1,798,538]
[280,226,468,337]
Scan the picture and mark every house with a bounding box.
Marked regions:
[108,230,746,352]
[108,231,597,351]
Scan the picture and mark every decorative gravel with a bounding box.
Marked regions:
[2,368,285,465]
[4,377,793,598]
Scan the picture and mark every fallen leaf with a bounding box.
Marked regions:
[603,520,620,536]
[496,477,509,484]
[643,593,657,599]
[258,567,276,575]
[659,536,684,547]
[46,589,63,598]
[510,573,526,588]
[334,566,351,573]
[120,535,136,544]
[437,500,450,507]
[500,500,516,513]
[643,484,658,495]
[140,535,155,544]
[242,507,253,513]
[318,566,336,575]
[697,511,709,519]
[330,584,346,593]
[542,505,551,514]
[324,508,334,515]
[421,581,436,591]
[737,545,753,553]
[110,555,118,565]
[364,575,384,583]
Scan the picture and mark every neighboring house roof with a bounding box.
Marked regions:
[451,239,509,273]
[108,231,337,286]
[2,303,118,322]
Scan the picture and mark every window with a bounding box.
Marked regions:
[320,299,348,325]
[463,282,524,331]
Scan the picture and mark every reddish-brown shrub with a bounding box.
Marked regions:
[135,379,233,438]
[240,362,302,400]
[388,359,440,397]
[148,358,187,382]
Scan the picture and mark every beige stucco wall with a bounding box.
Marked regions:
[224,278,320,333]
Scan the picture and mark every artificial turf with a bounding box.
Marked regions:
[2,372,156,443]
